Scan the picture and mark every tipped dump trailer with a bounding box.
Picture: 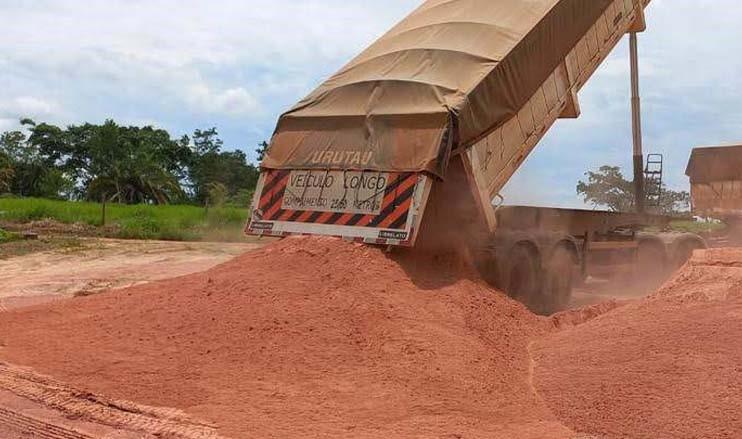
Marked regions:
[249,0,652,245]
[248,0,704,313]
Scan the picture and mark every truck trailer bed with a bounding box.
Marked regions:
[248,0,652,246]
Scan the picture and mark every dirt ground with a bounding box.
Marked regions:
[0,362,226,438]
[0,237,571,438]
[0,237,265,312]
[0,232,635,313]
[0,236,266,438]
[534,248,742,438]
[0,236,738,438]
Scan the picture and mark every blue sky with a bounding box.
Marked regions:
[2,0,741,208]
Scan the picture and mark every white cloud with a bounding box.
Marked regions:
[3,0,742,202]
[186,85,260,117]
[1,1,418,66]
[0,96,59,123]
[0,119,18,132]
[0,0,419,134]
[11,97,56,116]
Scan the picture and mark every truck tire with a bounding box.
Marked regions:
[475,248,501,290]
[542,246,575,314]
[636,241,667,286]
[503,245,539,310]
[672,238,706,269]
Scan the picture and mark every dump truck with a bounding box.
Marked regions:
[247,0,704,313]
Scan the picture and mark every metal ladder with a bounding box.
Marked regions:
[644,153,664,209]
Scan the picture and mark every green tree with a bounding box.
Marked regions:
[256,140,269,162]
[188,128,260,205]
[4,118,260,205]
[26,120,191,204]
[577,165,690,215]
[206,182,228,207]
[38,168,74,200]
[0,151,13,193]
[230,188,255,207]
[0,129,67,198]
[192,128,223,156]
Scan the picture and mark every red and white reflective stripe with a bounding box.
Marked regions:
[255,170,417,231]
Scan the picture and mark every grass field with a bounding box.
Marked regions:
[0,197,250,241]
[669,219,727,235]
[0,228,18,243]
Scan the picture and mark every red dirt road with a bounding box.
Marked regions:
[0,239,261,308]
[0,236,573,438]
[0,362,224,439]
[533,248,742,438]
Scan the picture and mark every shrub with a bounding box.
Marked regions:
[0,228,18,243]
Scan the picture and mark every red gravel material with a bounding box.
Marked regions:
[533,248,742,438]
[0,236,572,439]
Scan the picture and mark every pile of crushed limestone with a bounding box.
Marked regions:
[1,237,742,438]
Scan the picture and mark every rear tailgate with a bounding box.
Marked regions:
[246,169,432,246]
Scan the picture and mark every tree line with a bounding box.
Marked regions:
[0,119,269,206]
[1,121,692,216]
[577,165,690,215]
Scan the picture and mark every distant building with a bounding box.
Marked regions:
[686,145,742,219]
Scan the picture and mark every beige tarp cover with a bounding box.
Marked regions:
[263,0,614,177]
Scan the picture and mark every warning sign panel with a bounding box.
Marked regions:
[281,170,389,215]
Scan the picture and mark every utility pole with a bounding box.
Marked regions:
[630,32,645,214]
